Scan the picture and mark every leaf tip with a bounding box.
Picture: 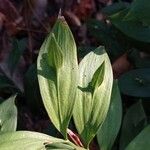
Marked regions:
[58,9,65,20]
[11,94,17,103]
[58,8,62,18]
[57,10,67,26]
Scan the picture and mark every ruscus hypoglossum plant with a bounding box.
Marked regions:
[0,14,150,150]
[0,15,113,150]
[37,14,113,149]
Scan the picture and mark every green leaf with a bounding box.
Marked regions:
[125,0,150,25]
[97,80,122,150]
[0,95,17,133]
[46,141,86,150]
[37,16,78,138]
[90,61,105,90]
[0,131,64,150]
[120,101,147,150]
[102,1,129,16]
[118,68,150,97]
[46,33,63,69]
[73,46,113,148]
[46,142,75,150]
[110,9,150,43]
[125,125,150,150]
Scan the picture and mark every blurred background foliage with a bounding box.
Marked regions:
[0,0,150,149]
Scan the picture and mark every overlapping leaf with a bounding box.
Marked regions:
[0,95,17,133]
[46,141,86,150]
[118,68,150,97]
[0,131,64,150]
[125,125,150,150]
[73,46,113,147]
[125,0,150,25]
[110,9,150,43]
[119,101,147,150]
[37,16,78,138]
[97,80,122,150]
[102,1,128,16]
[0,131,86,150]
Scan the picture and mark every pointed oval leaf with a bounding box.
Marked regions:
[124,0,150,25]
[46,142,75,150]
[97,80,122,150]
[0,131,64,150]
[110,9,150,43]
[46,141,86,150]
[102,2,129,16]
[37,16,78,138]
[73,46,113,147]
[47,33,63,69]
[118,68,150,98]
[0,95,17,133]
[125,125,150,150]
[90,61,105,89]
[119,101,147,150]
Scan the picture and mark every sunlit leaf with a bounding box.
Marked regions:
[46,141,86,150]
[37,16,78,138]
[0,131,64,150]
[0,95,17,133]
[46,33,63,69]
[97,80,122,150]
[46,142,75,150]
[73,46,113,148]
[90,61,105,90]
